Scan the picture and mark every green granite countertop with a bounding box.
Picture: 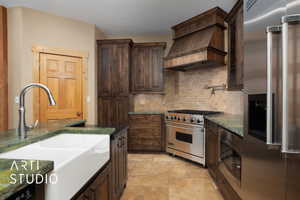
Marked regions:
[0,159,53,200]
[205,114,244,137]
[0,120,116,200]
[128,112,164,115]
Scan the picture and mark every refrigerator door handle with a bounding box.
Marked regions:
[281,14,300,153]
[266,26,282,146]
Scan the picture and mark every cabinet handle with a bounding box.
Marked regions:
[281,14,300,153]
[266,25,282,146]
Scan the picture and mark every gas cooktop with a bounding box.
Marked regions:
[168,110,221,115]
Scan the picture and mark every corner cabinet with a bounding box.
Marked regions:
[226,0,244,91]
[110,128,128,200]
[131,43,166,94]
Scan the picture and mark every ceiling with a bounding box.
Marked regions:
[0,0,237,35]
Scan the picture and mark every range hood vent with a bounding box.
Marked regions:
[165,7,227,71]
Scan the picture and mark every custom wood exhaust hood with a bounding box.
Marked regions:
[164,7,228,71]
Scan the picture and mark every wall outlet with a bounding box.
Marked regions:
[86,96,90,103]
[15,96,20,104]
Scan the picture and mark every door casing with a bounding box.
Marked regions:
[32,45,88,122]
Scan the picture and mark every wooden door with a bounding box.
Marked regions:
[39,53,83,122]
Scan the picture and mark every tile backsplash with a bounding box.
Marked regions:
[133,65,244,114]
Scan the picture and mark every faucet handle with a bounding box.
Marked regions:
[33,120,39,128]
[26,120,39,130]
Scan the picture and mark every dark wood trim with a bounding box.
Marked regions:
[171,7,227,39]
[0,5,8,131]
[97,39,133,45]
[132,42,167,48]
[225,0,243,22]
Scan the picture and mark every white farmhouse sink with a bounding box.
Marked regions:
[0,134,110,200]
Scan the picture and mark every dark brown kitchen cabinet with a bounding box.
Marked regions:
[226,0,244,91]
[110,128,128,200]
[98,97,131,128]
[128,114,164,152]
[131,43,166,93]
[98,39,132,97]
[97,39,133,127]
[205,119,220,181]
[73,162,111,200]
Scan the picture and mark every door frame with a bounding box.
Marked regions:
[32,45,89,122]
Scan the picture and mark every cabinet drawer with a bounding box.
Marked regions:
[129,115,162,123]
[129,121,161,129]
[128,139,162,151]
[129,128,161,138]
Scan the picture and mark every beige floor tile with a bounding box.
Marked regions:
[122,153,223,200]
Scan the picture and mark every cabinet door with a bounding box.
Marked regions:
[119,130,128,188]
[98,97,114,127]
[131,47,149,91]
[113,45,130,97]
[91,165,110,200]
[131,43,165,93]
[227,0,243,91]
[98,45,113,97]
[150,47,164,92]
[114,97,130,127]
[205,120,219,180]
[111,134,120,200]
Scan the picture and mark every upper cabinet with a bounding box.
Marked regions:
[98,39,132,97]
[226,0,244,91]
[131,43,166,94]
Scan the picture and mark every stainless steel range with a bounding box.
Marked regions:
[165,110,219,166]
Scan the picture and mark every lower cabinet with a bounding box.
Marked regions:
[205,120,219,181]
[111,128,128,200]
[73,162,111,200]
[128,114,164,152]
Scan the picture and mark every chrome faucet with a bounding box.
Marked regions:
[18,83,56,138]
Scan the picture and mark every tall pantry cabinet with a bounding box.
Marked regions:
[97,39,133,127]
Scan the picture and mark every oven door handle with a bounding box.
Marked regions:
[166,125,202,131]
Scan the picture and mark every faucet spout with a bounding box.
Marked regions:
[18,83,56,139]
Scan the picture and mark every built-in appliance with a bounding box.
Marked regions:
[243,0,300,199]
[165,110,219,165]
[219,131,242,183]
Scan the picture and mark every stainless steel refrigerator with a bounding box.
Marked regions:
[243,0,300,199]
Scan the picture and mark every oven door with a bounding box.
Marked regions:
[167,122,204,157]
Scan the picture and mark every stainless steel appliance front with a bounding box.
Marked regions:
[243,0,300,200]
[166,121,205,165]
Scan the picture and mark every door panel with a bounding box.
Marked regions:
[99,45,113,97]
[151,47,164,91]
[40,53,83,122]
